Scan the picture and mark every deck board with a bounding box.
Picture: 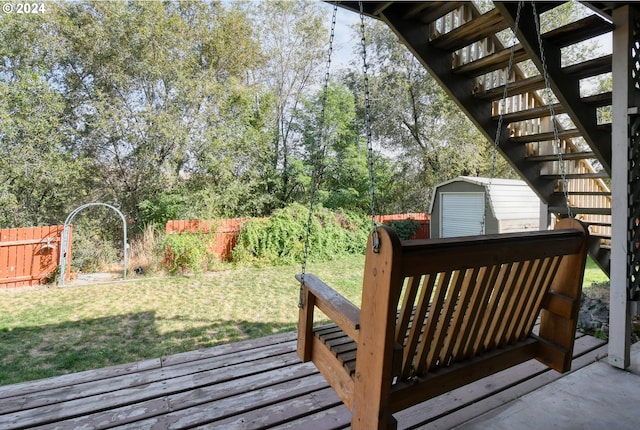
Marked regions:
[399,334,608,429]
[0,329,607,430]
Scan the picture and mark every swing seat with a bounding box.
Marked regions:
[296,218,589,430]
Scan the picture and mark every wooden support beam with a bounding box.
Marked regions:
[609,4,638,369]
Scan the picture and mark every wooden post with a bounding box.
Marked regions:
[296,285,315,362]
[610,4,640,369]
[539,200,550,230]
[351,228,402,430]
[538,219,589,372]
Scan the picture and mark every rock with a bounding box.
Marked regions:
[578,295,610,338]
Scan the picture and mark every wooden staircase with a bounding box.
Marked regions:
[338,1,614,276]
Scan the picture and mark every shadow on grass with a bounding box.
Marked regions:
[0,311,296,386]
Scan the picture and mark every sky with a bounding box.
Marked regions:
[319,2,364,69]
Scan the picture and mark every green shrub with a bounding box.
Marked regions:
[389,218,420,240]
[232,203,370,266]
[70,226,121,272]
[160,232,213,275]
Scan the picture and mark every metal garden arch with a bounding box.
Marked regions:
[58,203,127,286]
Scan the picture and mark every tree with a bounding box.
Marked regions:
[53,1,266,221]
[0,10,90,227]
[294,82,373,212]
[250,0,328,208]
[344,21,515,212]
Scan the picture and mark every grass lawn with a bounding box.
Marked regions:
[583,256,610,288]
[0,256,366,386]
[0,254,610,386]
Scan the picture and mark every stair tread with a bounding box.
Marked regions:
[495,103,566,123]
[542,172,609,179]
[430,8,508,51]
[582,91,612,106]
[549,206,611,215]
[544,15,613,47]
[562,190,611,195]
[528,151,596,162]
[581,221,612,227]
[509,129,582,143]
[474,75,545,100]
[454,44,528,76]
[563,55,612,79]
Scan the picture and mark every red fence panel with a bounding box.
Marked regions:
[165,218,255,261]
[0,225,71,288]
[375,213,430,240]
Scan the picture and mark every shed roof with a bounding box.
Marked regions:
[429,176,540,220]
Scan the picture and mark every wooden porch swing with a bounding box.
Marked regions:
[297,218,588,430]
[296,3,590,429]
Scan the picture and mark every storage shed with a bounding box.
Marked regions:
[429,176,542,238]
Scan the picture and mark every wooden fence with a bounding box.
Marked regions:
[376,213,431,239]
[166,213,430,262]
[0,225,72,288]
[165,218,254,261]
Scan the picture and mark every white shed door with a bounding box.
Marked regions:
[441,192,485,237]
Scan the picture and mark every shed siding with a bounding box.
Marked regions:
[488,185,539,220]
[430,177,540,239]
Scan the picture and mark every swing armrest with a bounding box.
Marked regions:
[296,273,360,341]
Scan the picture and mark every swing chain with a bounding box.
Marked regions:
[359,1,380,253]
[299,2,338,308]
[531,2,573,219]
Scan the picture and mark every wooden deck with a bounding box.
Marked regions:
[0,329,607,429]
